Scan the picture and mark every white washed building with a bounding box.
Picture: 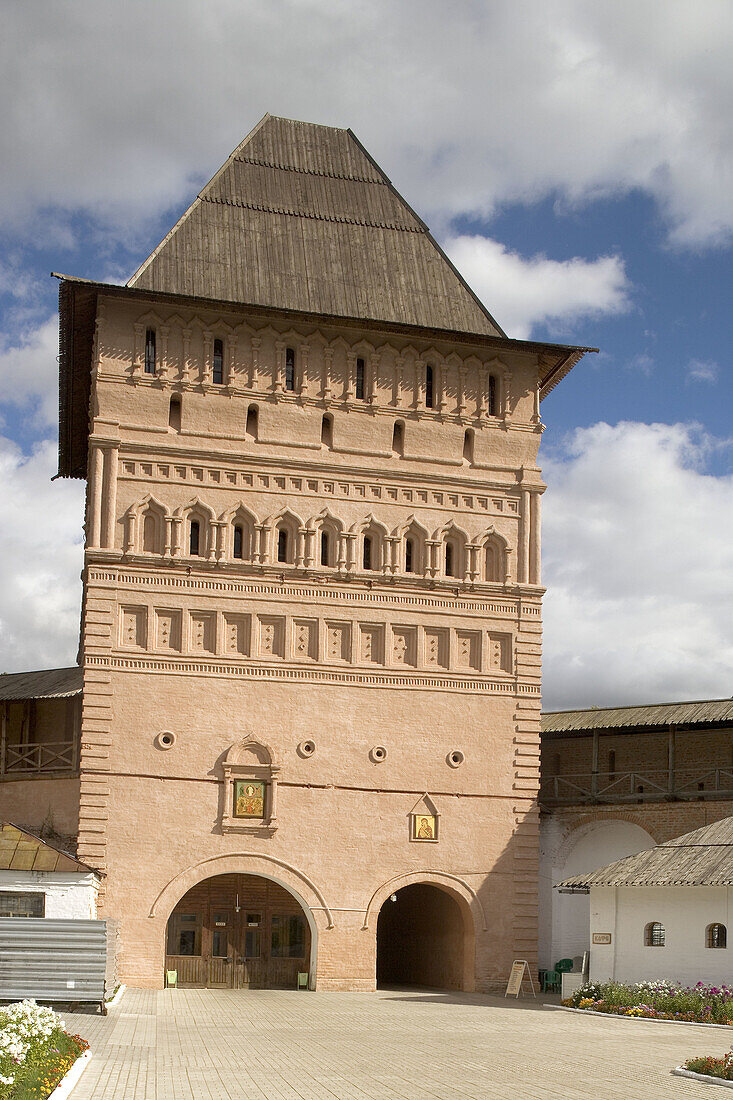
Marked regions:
[558,817,733,986]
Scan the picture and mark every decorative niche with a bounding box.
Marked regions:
[220,738,280,834]
[409,793,440,843]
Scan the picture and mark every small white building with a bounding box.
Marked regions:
[0,822,100,919]
[557,817,733,987]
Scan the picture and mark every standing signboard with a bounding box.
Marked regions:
[504,959,536,998]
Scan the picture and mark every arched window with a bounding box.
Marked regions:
[463,429,474,463]
[246,405,258,439]
[425,363,434,408]
[189,520,201,557]
[392,421,404,456]
[277,527,289,563]
[363,535,373,571]
[405,537,414,573]
[285,347,295,392]
[644,922,665,947]
[212,338,224,385]
[707,923,727,948]
[485,538,504,582]
[144,328,156,375]
[320,531,330,567]
[233,525,244,560]
[169,394,181,432]
[356,357,365,401]
[143,510,161,554]
[488,374,498,416]
[321,414,333,448]
[445,542,455,577]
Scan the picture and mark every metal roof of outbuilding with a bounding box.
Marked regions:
[557,817,733,889]
[0,666,82,701]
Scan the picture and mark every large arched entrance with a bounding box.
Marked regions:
[376,884,466,990]
[165,873,311,989]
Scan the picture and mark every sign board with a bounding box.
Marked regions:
[592,932,612,945]
[504,959,536,998]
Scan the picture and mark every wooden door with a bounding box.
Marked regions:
[208,908,234,988]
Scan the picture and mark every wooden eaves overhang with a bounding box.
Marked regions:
[54,273,595,479]
[541,697,733,740]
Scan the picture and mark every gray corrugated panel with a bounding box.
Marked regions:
[557,816,733,888]
[542,697,733,734]
[0,919,106,1003]
[0,667,82,701]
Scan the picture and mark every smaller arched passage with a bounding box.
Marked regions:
[375,883,475,991]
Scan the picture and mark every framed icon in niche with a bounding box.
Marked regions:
[234,779,265,818]
[412,813,437,841]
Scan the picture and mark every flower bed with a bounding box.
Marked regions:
[563,981,733,1025]
[681,1052,733,1081]
[0,1000,89,1099]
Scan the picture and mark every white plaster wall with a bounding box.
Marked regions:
[540,818,655,967]
[0,871,98,919]
[590,885,733,986]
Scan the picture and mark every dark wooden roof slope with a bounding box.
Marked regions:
[128,114,505,336]
[557,817,733,889]
[542,697,733,737]
[0,666,82,701]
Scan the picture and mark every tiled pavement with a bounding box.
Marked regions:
[66,987,719,1099]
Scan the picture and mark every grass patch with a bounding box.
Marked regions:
[563,981,733,1024]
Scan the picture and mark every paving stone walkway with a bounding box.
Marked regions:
[66,987,719,1099]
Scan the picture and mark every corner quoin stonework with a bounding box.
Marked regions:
[57,114,592,991]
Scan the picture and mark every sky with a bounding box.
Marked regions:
[0,0,731,709]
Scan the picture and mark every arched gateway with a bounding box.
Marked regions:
[165,873,313,989]
[376,883,475,991]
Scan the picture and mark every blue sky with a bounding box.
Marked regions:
[0,0,731,707]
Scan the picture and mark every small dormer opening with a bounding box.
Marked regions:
[144,328,156,375]
[169,394,181,432]
[212,338,224,385]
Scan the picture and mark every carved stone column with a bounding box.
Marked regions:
[299,344,310,398]
[202,330,213,384]
[345,352,356,403]
[322,347,333,404]
[518,488,531,585]
[273,341,285,393]
[132,323,144,378]
[88,443,105,548]
[529,491,542,585]
[101,444,119,550]
[181,328,191,382]
[392,356,404,406]
[159,325,169,381]
[249,336,260,390]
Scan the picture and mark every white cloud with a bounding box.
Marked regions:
[0,317,60,428]
[444,236,629,339]
[0,1,732,248]
[688,358,719,383]
[0,437,84,674]
[541,421,733,710]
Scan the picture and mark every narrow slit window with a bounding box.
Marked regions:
[321,414,333,448]
[425,363,434,408]
[285,347,295,391]
[405,537,414,573]
[320,531,329,566]
[363,535,373,571]
[212,338,224,385]
[169,395,181,431]
[392,421,404,456]
[463,429,474,463]
[277,528,288,563]
[233,525,244,560]
[445,542,454,577]
[189,520,201,557]
[356,357,365,401]
[246,405,258,439]
[144,328,156,375]
[488,374,497,416]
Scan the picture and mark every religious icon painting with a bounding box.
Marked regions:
[234,779,265,818]
[412,813,437,841]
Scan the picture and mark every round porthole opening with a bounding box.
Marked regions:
[447,749,464,768]
[155,731,176,751]
[370,745,387,763]
[298,739,316,758]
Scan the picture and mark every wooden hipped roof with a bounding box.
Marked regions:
[0,666,82,702]
[128,114,505,336]
[557,817,733,889]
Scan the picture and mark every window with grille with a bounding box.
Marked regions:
[0,892,45,917]
[285,347,295,391]
[212,338,224,385]
[144,328,156,374]
[356,357,365,400]
[645,921,665,947]
[708,923,727,948]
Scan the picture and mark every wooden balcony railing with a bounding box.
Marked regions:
[0,740,78,777]
[540,766,733,805]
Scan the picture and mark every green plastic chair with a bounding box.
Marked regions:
[555,958,574,973]
[542,969,560,993]
[166,970,177,988]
